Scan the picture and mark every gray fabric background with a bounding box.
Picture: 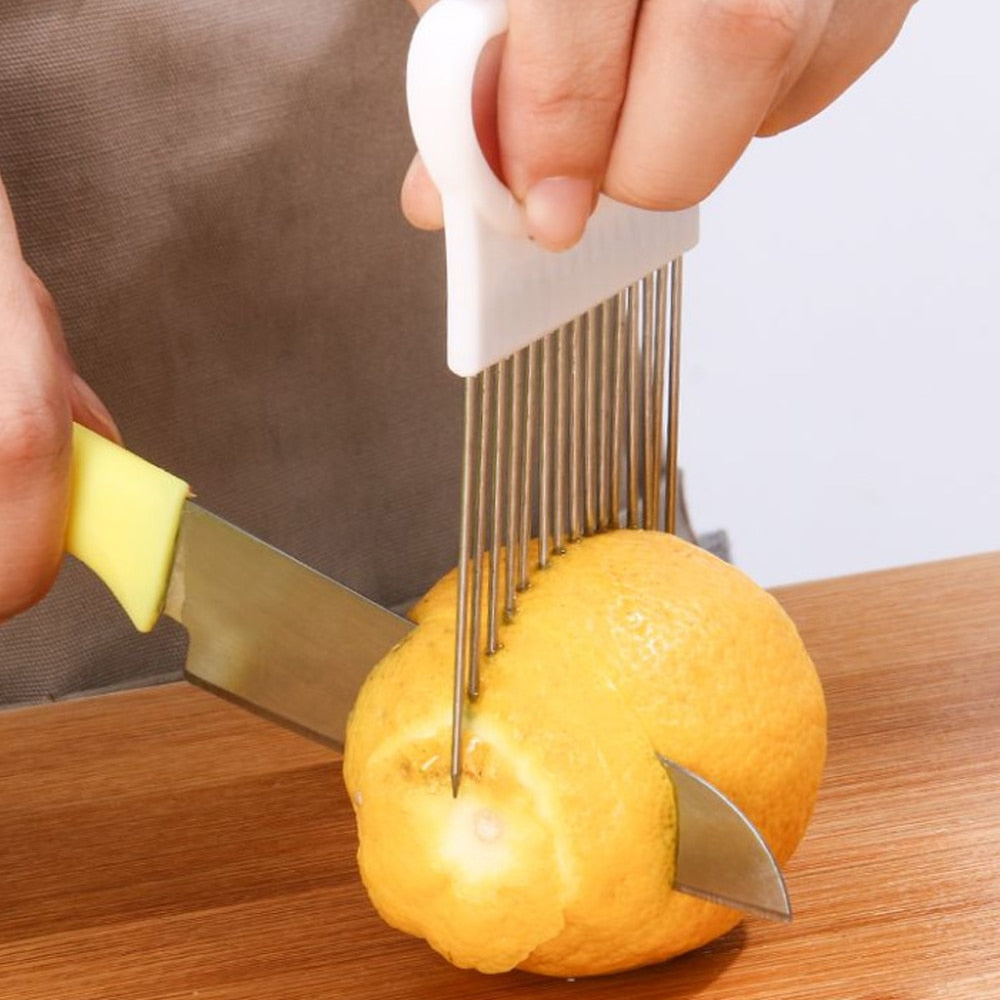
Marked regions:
[0,1,463,705]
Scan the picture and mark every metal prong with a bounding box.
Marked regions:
[626,283,641,529]
[650,266,668,531]
[451,376,479,797]
[584,308,598,536]
[554,324,569,553]
[569,316,584,542]
[610,290,627,529]
[641,273,656,529]
[505,351,524,618]
[519,341,538,588]
[539,332,554,569]
[487,359,507,655]
[665,258,683,535]
[467,368,492,702]
[598,301,612,530]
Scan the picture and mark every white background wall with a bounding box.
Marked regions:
[681,0,1000,587]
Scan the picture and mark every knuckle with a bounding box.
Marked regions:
[524,76,624,125]
[516,77,623,177]
[511,47,626,142]
[699,0,804,63]
[606,164,715,213]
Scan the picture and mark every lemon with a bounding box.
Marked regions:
[343,530,826,976]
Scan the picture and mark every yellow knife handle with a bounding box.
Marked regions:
[67,423,190,632]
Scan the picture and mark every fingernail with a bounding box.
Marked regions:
[70,373,123,445]
[524,177,595,252]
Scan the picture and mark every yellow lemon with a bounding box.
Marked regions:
[343,530,826,976]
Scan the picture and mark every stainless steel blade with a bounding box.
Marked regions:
[164,502,412,748]
[660,755,792,922]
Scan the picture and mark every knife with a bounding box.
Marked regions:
[66,422,790,921]
[66,422,411,746]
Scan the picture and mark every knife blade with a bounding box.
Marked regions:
[66,423,789,921]
[165,503,412,748]
[660,756,791,922]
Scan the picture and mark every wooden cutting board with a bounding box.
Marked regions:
[1,553,999,999]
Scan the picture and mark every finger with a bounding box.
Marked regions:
[401,153,444,230]
[605,0,827,210]
[407,0,436,14]
[759,0,918,135]
[499,0,639,249]
[0,183,72,619]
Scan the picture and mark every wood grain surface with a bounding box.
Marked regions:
[1,553,999,999]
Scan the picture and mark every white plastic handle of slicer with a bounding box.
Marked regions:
[407,0,699,377]
[407,0,522,239]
